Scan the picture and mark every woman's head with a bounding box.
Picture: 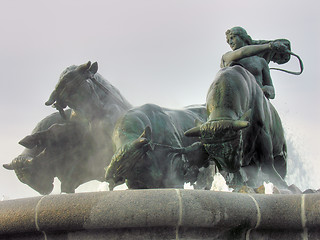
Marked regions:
[226,27,252,50]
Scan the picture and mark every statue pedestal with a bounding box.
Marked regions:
[0,189,319,239]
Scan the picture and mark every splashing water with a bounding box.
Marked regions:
[211,173,233,192]
[97,182,109,191]
[1,195,10,201]
[263,181,274,194]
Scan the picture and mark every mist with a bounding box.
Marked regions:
[285,135,317,191]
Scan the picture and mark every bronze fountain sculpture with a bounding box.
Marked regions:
[4,27,304,194]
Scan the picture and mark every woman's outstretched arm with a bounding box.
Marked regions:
[221,43,271,67]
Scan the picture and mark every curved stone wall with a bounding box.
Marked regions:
[0,189,319,239]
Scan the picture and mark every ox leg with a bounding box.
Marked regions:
[274,155,287,179]
[60,182,75,194]
[273,143,287,179]
[193,164,215,190]
[258,130,288,188]
[162,152,185,188]
[227,170,247,187]
[242,161,260,187]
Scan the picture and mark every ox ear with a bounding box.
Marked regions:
[89,62,98,74]
[19,134,40,149]
[140,126,152,140]
[77,61,91,72]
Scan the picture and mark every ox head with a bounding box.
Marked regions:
[45,61,102,120]
[185,113,250,173]
[3,120,88,195]
[105,126,152,190]
[3,153,55,195]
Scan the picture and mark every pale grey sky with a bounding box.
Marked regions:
[0,0,319,199]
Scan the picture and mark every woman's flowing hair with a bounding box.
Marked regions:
[226,26,291,65]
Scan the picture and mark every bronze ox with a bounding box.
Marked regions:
[105,103,208,190]
[4,62,132,194]
[4,61,209,194]
[2,110,97,194]
[186,65,287,187]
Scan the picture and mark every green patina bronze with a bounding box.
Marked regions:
[186,26,303,188]
[3,62,132,194]
[105,103,208,190]
[4,27,304,193]
[186,65,288,187]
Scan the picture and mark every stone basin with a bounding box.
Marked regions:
[0,189,319,239]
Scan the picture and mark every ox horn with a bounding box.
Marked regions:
[184,126,201,137]
[232,120,250,130]
[3,163,13,170]
[45,90,57,106]
[194,119,205,127]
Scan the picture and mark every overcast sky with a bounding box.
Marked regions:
[0,0,319,199]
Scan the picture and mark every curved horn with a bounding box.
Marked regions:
[184,126,201,137]
[3,163,13,170]
[45,90,57,106]
[232,120,250,130]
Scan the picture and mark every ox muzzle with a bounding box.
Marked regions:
[185,119,249,173]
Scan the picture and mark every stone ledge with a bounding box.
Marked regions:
[0,190,319,239]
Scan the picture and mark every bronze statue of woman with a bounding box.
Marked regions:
[220,26,290,99]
